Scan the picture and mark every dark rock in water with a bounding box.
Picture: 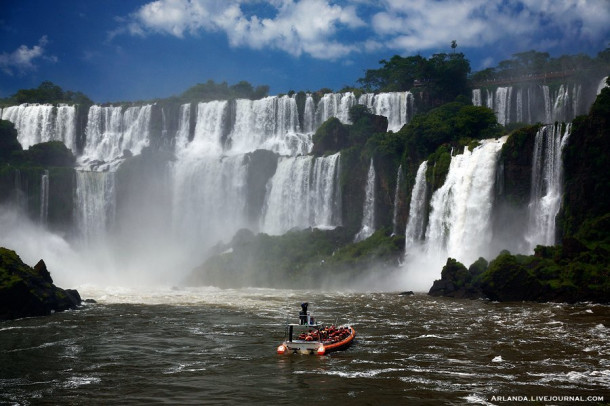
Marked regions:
[399,291,414,296]
[0,247,82,321]
[83,298,97,304]
[428,258,485,300]
[34,259,53,284]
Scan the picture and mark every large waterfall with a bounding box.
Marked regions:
[0,91,414,278]
[2,81,591,288]
[424,138,506,265]
[525,123,571,250]
[401,139,506,290]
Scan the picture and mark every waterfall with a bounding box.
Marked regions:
[174,104,191,153]
[471,81,601,125]
[494,87,512,126]
[315,92,357,127]
[358,92,413,132]
[172,154,248,247]
[188,101,227,157]
[228,96,310,156]
[424,137,506,265]
[354,159,376,242]
[472,89,481,106]
[525,123,571,251]
[309,152,342,228]
[1,104,76,150]
[302,95,316,133]
[261,152,341,235]
[515,88,523,123]
[391,165,403,235]
[74,170,116,244]
[597,76,609,94]
[40,170,49,226]
[80,105,152,171]
[404,161,428,250]
[55,105,77,151]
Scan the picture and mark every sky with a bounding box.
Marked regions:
[0,0,608,103]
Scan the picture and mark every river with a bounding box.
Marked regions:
[1,287,608,405]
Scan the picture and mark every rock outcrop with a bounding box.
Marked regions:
[0,247,82,321]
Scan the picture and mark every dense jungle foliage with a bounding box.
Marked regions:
[358,52,471,111]
[430,79,610,303]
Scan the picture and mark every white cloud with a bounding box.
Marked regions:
[372,0,610,53]
[118,0,610,59]
[0,36,55,76]
[122,0,365,59]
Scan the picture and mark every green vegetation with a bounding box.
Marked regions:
[0,120,75,168]
[357,52,471,111]
[560,77,610,238]
[1,247,81,320]
[0,120,21,162]
[186,227,404,289]
[175,80,269,103]
[0,81,93,107]
[0,120,76,230]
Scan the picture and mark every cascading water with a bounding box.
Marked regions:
[261,152,341,235]
[404,161,428,250]
[74,170,116,244]
[80,105,152,171]
[472,80,602,125]
[309,152,341,229]
[370,92,413,132]
[424,137,507,266]
[3,91,421,283]
[597,76,609,93]
[40,170,49,226]
[228,96,310,156]
[354,159,376,242]
[172,154,249,247]
[174,104,191,153]
[391,165,403,235]
[188,101,227,158]
[494,87,512,126]
[471,89,481,107]
[525,123,571,251]
[2,104,76,150]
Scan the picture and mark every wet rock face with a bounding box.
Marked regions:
[0,247,81,321]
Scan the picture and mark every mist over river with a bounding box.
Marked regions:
[1,288,608,405]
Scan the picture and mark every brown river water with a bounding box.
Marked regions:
[1,287,608,405]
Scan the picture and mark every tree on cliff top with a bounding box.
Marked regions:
[179,80,269,102]
[357,52,470,110]
[8,81,93,106]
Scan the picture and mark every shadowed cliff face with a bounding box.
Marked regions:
[560,81,610,238]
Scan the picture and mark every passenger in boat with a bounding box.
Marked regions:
[299,302,308,325]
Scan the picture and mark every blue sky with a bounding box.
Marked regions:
[1,0,608,103]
